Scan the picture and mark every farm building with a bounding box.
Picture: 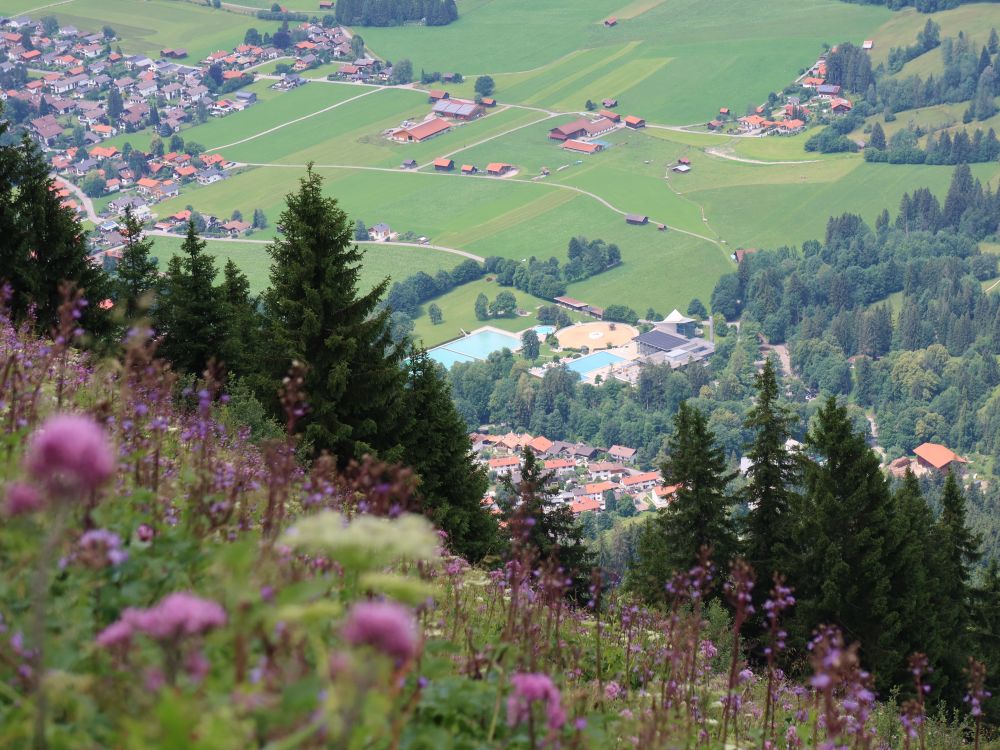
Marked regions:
[830,97,852,114]
[672,163,691,173]
[562,139,603,154]
[428,89,449,101]
[604,17,617,26]
[400,159,417,169]
[624,115,645,129]
[160,48,187,59]
[392,118,451,143]
[583,117,617,136]
[625,213,648,225]
[719,107,730,116]
[802,77,825,87]
[432,99,485,120]
[816,83,842,97]
[461,164,477,174]
[370,223,392,241]
[862,39,874,50]
[914,443,967,474]
[554,296,589,313]
[486,162,514,176]
[707,119,724,130]
[678,157,691,165]
[602,98,618,108]
[319,0,333,7]
[549,118,591,141]
[433,158,455,171]
[732,248,758,263]
[599,109,620,122]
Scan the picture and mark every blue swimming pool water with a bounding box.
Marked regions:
[428,348,476,369]
[533,325,556,336]
[565,351,626,375]
[428,329,521,369]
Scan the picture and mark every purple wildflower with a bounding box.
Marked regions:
[24,414,114,493]
[96,620,133,648]
[507,672,566,731]
[341,600,418,664]
[122,592,227,641]
[5,482,43,516]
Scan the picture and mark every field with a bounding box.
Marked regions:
[42,0,280,65]
[150,236,453,295]
[44,0,1000,338]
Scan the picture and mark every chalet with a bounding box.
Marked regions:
[221,219,251,237]
[488,455,520,475]
[623,115,645,129]
[588,461,627,480]
[732,248,757,264]
[433,157,454,171]
[581,481,617,503]
[461,164,477,174]
[602,98,618,108]
[428,89,449,102]
[719,107,730,116]
[30,115,63,146]
[604,17,618,27]
[599,109,620,122]
[548,118,591,141]
[486,162,514,176]
[776,118,805,133]
[196,168,225,185]
[830,97,853,114]
[562,139,602,154]
[570,497,601,515]
[625,213,648,225]
[652,483,681,509]
[528,435,553,454]
[400,159,417,169]
[392,118,451,143]
[608,445,637,463]
[543,458,576,476]
[160,48,188,59]
[369,222,392,241]
[913,443,968,474]
[432,98,484,120]
[737,114,768,131]
[621,472,661,491]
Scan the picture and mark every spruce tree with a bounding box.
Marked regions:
[219,259,258,376]
[742,359,800,588]
[869,122,886,150]
[792,397,904,692]
[932,470,982,704]
[0,132,110,330]
[399,350,497,561]
[257,166,405,462]
[156,222,229,375]
[628,401,736,603]
[114,207,159,322]
[501,447,593,599]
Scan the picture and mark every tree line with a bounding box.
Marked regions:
[864,122,1000,164]
[334,0,458,27]
[485,236,622,301]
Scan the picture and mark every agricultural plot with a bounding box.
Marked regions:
[150,236,452,295]
[45,0,278,65]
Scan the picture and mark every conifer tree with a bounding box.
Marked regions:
[742,359,800,589]
[932,470,982,704]
[0,132,110,330]
[869,122,886,150]
[399,350,497,561]
[114,207,159,322]
[628,401,736,603]
[156,222,229,375]
[501,447,593,599]
[219,259,258,375]
[257,166,405,462]
[792,397,904,692]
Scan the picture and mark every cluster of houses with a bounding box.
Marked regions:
[547,103,645,155]
[709,45,865,136]
[473,433,680,516]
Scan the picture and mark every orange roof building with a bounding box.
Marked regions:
[393,118,451,143]
[528,436,553,453]
[913,443,967,472]
[488,456,521,470]
[570,497,601,514]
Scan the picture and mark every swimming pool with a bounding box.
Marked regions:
[565,351,626,376]
[428,329,521,369]
[533,325,556,336]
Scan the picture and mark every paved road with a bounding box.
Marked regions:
[56,177,99,223]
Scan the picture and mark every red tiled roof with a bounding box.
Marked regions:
[570,497,601,514]
[488,456,520,469]
[621,471,661,487]
[913,443,967,470]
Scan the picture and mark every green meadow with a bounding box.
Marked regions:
[150,236,452,295]
[45,0,277,64]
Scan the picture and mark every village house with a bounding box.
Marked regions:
[369,222,392,241]
[608,445,637,463]
[221,219,251,237]
[913,443,968,474]
[487,455,520,477]
[587,461,628,481]
[580,481,617,503]
[543,458,576,476]
[621,471,661,492]
[570,497,601,515]
[433,157,454,171]
[486,162,514,176]
[623,115,645,129]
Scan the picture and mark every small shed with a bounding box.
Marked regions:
[604,17,618,26]
[672,163,691,173]
[486,162,514,176]
[480,97,496,107]
[461,164,477,174]
[602,98,618,108]
[433,158,454,171]
[625,214,648,225]
[400,159,417,169]
[624,115,645,129]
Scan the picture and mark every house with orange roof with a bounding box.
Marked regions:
[830,97,853,114]
[570,497,601,514]
[486,162,514,176]
[90,146,118,159]
[581,481,617,501]
[488,455,521,475]
[651,483,681,508]
[913,443,968,474]
[528,436,553,454]
[624,115,645,129]
[175,164,197,178]
[393,118,451,143]
[543,458,576,476]
[621,471,661,491]
[433,157,455,171]
[802,77,825,87]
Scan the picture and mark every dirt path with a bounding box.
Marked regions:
[21,0,76,14]
[205,87,384,152]
[986,277,1000,293]
[704,146,820,166]
[56,177,98,223]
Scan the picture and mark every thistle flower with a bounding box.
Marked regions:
[76,529,128,567]
[120,592,227,641]
[507,672,566,731]
[95,620,133,649]
[341,600,418,664]
[5,482,43,516]
[24,414,114,493]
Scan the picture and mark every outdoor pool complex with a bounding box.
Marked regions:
[565,351,626,376]
[533,325,556,336]
[429,329,521,368]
